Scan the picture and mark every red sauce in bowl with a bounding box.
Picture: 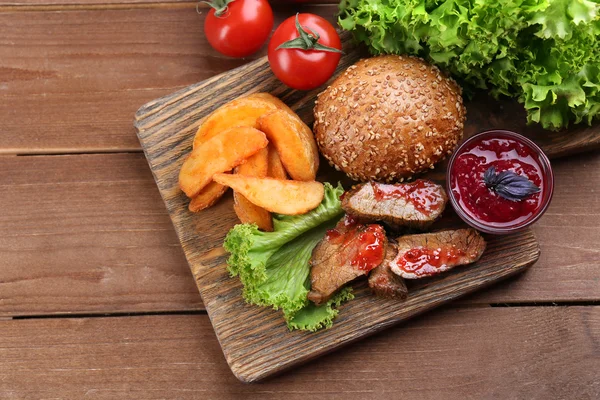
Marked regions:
[448,130,554,234]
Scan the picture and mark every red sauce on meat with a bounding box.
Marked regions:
[324,215,385,272]
[351,225,386,271]
[397,246,465,277]
[371,180,444,216]
[325,215,358,242]
[343,214,359,227]
[450,137,543,227]
[325,229,342,241]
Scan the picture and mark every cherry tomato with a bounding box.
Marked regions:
[268,14,342,90]
[204,0,274,58]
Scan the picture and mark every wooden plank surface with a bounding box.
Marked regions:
[0,6,338,154]
[1,307,598,399]
[0,153,201,316]
[1,0,597,397]
[0,0,192,5]
[1,151,599,317]
[0,0,337,7]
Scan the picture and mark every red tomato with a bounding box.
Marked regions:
[204,0,274,58]
[268,14,342,90]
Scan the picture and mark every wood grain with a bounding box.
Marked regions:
[0,0,192,6]
[464,93,600,158]
[0,152,598,316]
[0,0,337,7]
[0,6,339,154]
[0,153,201,316]
[133,35,552,381]
[1,308,598,399]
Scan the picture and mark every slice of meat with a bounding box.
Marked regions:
[341,180,447,230]
[368,243,408,300]
[308,215,387,305]
[390,228,486,279]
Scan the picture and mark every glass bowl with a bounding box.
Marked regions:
[446,130,554,235]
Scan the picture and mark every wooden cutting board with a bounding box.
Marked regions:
[134,35,599,382]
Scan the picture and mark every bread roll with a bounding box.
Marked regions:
[313,55,466,182]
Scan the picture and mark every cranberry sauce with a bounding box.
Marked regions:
[371,180,445,216]
[324,215,386,272]
[396,246,465,278]
[351,225,386,270]
[450,136,544,228]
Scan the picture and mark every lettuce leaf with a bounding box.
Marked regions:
[339,0,600,131]
[223,182,352,331]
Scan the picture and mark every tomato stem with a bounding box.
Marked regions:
[201,0,235,17]
[276,14,343,54]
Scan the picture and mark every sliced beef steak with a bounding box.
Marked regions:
[368,242,408,300]
[341,180,447,230]
[308,215,387,305]
[390,228,486,279]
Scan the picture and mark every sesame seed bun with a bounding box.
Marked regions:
[313,55,466,182]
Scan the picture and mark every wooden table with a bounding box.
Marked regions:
[1,1,599,398]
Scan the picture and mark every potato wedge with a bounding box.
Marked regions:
[258,109,319,181]
[234,193,273,231]
[188,179,229,212]
[250,92,296,116]
[267,144,288,180]
[192,96,270,202]
[213,174,324,215]
[179,126,268,198]
[235,147,269,178]
[233,147,273,231]
[187,93,294,204]
[193,93,291,149]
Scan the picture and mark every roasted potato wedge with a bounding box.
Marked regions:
[193,93,291,149]
[188,179,229,212]
[258,109,319,181]
[234,193,273,231]
[267,144,288,180]
[233,147,273,231]
[235,147,269,177]
[179,126,268,198]
[190,101,230,207]
[213,174,324,215]
[250,92,296,116]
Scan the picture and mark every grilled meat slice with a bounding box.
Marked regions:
[368,243,408,300]
[308,215,387,305]
[390,228,486,279]
[341,180,447,230]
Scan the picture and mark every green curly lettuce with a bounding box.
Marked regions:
[223,182,352,332]
[338,0,600,130]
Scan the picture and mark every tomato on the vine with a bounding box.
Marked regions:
[268,14,342,90]
[203,0,274,58]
